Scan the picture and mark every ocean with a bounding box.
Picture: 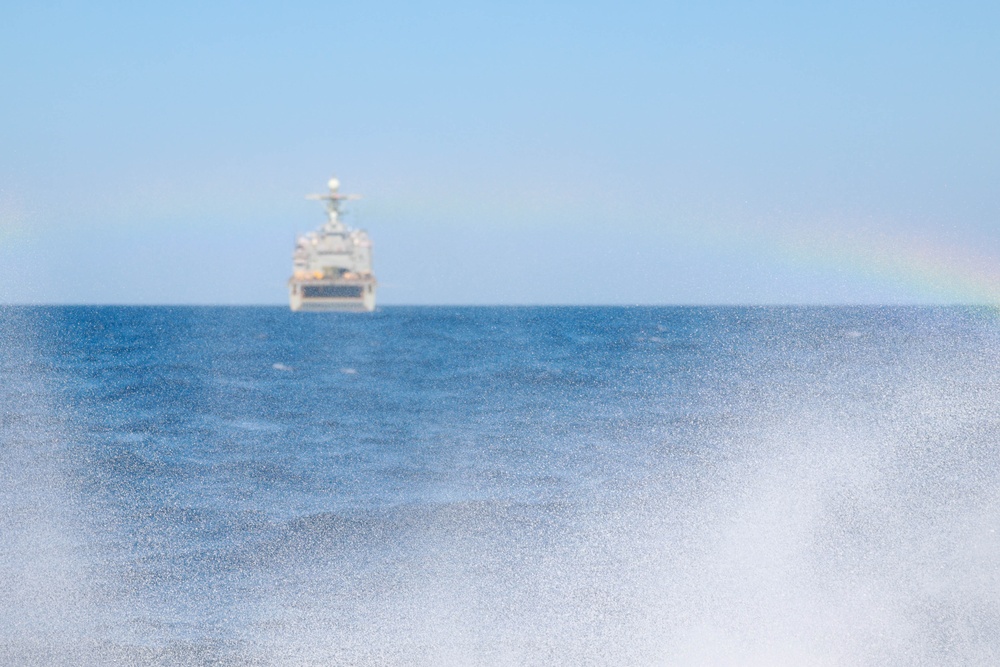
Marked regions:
[1,306,999,665]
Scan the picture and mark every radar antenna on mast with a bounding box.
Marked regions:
[305,176,362,230]
[306,177,361,205]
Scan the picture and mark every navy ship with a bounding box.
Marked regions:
[288,178,376,312]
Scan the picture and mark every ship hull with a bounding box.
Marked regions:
[289,279,376,312]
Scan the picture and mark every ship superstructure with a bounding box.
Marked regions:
[288,177,377,312]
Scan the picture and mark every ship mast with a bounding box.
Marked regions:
[305,177,361,232]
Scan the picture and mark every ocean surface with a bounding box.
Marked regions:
[1,306,999,665]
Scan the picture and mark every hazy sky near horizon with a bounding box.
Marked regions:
[2,1,999,304]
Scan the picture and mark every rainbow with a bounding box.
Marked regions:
[772,222,1000,304]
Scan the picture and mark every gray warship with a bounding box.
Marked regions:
[288,177,377,312]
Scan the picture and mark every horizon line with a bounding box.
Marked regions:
[2,302,998,309]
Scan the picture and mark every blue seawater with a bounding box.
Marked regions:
[1,306,999,665]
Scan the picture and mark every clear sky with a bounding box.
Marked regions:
[2,1,999,305]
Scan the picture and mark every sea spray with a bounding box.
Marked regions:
[249,308,1000,665]
[1,306,998,665]
[0,308,111,665]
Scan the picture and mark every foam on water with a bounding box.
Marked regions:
[1,306,998,665]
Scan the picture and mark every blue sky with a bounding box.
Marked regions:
[2,1,999,304]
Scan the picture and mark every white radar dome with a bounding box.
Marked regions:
[328,177,340,191]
